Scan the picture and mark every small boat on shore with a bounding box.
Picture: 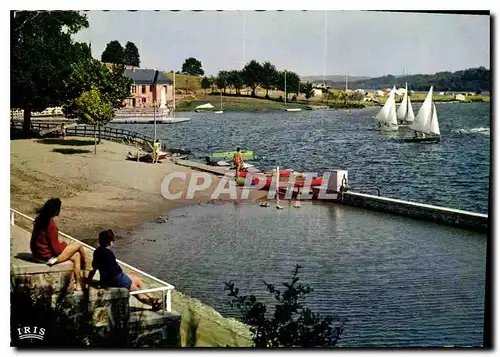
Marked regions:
[126,150,168,162]
[206,150,257,163]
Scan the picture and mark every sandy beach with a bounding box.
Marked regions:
[10,137,267,245]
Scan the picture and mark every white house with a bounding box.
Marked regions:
[312,89,323,97]
[455,94,466,101]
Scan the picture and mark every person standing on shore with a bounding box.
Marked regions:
[233,147,244,178]
[87,229,162,311]
[153,139,161,164]
[61,123,67,140]
[30,198,87,291]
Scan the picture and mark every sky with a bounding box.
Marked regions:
[73,10,490,78]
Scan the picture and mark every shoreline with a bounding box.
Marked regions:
[10,137,265,346]
[10,138,268,245]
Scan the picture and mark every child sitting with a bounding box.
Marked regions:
[87,229,162,311]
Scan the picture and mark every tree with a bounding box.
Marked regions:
[215,70,230,95]
[72,87,114,154]
[227,70,244,95]
[225,265,345,347]
[123,41,140,67]
[201,76,212,94]
[181,57,204,76]
[63,58,132,149]
[276,70,300,100]
[101,40,124,64]
[242,60,264,97]
[261,62,278,98]
[301,82,314,104]
[11,10,89,136]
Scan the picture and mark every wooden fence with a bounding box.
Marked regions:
[10,120,192,154]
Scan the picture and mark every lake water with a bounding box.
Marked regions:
[110,102,490,214]
[114,201,487,347]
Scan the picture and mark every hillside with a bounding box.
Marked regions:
[326,67,490,92]
[301,75,370,83]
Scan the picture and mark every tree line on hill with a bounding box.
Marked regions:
[198,60,316,102]
[326,67,490,92]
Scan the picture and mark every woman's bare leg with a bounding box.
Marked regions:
[70,251,83,291]
[54,243,83,264]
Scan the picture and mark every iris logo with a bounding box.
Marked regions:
[17,326,45,340]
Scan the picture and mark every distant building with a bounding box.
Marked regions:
[376,90,385,96]
[455,94,466,101]
[123,68,173,108]
[312,89,323,97]
[313,83,327,89]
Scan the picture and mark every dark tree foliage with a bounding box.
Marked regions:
[227,70,244,95]
[215,70,230,94]
[275,70,300,100]
[11,10,89,135]
[242,60,264,97]
[225,265,345,348]
[301,82,314,103]
[63,59,132,118]
[123,41,140,67]
[181,57,205,76]
[101,40,125,64]
[327,67,490,92]
[261,61,278,97]
[201,76,212,94]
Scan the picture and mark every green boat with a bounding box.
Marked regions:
[206,150,257,163]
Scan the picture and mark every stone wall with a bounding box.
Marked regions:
[342,191,488,232]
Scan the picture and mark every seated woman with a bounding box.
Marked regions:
[30,198,87,291]
[87,230,162,311]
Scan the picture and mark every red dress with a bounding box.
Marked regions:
[30,218,67,260]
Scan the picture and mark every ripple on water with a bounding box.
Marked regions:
[114,202,486,347]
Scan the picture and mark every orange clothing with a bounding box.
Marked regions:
[233,152,243,165]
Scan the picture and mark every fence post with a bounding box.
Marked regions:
[10,211,14,226]
[166,289,172,313]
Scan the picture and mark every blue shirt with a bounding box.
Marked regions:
[92,246,123,284]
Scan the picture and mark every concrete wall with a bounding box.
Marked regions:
[341,191,488,233]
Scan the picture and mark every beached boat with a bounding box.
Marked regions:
[206,150,257,163]
[396,83,415,125]
[126,150,168,162]
[374,86,399,131]
[404,86,441,143]
[195,103,215,112]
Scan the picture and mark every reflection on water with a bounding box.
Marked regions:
[114,202,486,347]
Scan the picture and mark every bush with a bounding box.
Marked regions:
[224,265,345,348]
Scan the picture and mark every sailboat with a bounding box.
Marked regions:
[165,72,190,124]
[214,91,223,114]
[404,86,441,143]
[396,83,415,125]
[374,86,398,131]
[284,71,301,112]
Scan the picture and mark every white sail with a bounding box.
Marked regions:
[375,87,397,125]
[406,95,415,122]
[410,86,433,133]
[397,83,408,121]
[429,103,440,136]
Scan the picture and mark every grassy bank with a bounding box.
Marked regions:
[176,93,308,112]
[378,93,490,105]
